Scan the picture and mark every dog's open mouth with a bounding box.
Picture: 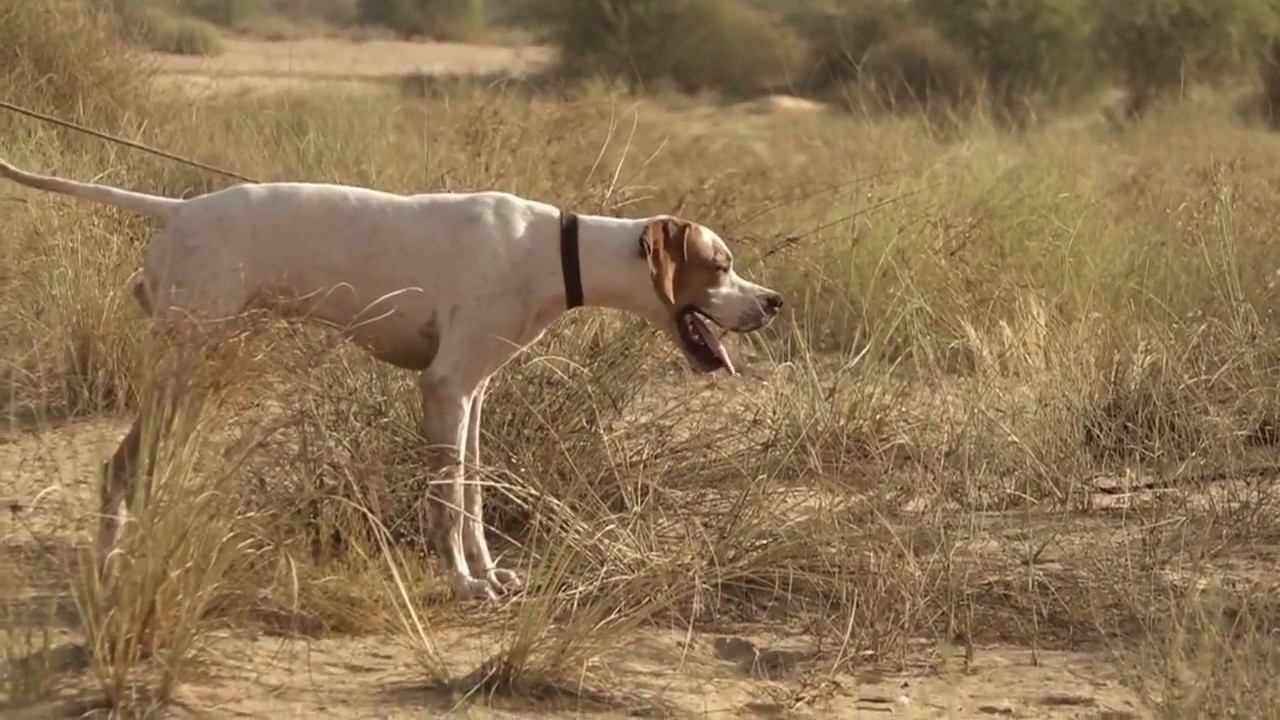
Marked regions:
[675,306,735,375]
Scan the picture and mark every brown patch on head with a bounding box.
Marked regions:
[639,217,727,312]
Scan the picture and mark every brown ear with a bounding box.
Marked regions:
[640,217,691,308]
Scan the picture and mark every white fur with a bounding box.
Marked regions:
[0,160,782,600]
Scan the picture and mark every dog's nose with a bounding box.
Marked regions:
[763,292,784,314]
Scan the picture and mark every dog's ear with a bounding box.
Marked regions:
[639,217,691,308]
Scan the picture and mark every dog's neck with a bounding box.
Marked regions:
[531,213,654,326]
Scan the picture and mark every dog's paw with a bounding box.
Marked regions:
[452,573,499,602]
[487,568,524,595]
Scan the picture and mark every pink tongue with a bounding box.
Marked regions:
[692,315,736,375]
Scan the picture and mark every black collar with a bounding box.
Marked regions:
[559,210,584,309]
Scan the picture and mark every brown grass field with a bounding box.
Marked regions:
[6,5,1280,718]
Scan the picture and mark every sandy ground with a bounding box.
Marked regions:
[147,37,552,96]
[153,37,552,78]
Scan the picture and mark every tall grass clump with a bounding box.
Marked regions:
[1,0,153,122]
[1,0,161,421]
[72,355,255,711]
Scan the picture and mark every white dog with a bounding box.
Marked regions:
[0,160,784,600]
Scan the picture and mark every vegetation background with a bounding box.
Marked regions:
[5,0,1280,716]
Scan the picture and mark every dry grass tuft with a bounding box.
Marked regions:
[0,0,155,122]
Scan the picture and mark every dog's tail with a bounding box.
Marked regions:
[0,159,182,220]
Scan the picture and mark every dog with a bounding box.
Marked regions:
[0,160,784,600]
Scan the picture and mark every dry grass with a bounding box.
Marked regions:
[4,2,1280,716]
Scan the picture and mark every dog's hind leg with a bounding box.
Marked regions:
[96,267,247,575]
[97,417,141,572]
[96,274,156,573]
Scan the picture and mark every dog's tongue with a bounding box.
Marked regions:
[692,315,736,376]
[713,333,736,376]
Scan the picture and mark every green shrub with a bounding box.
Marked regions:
[514,0,805,98]
[1094,0,1277,117]
[1263,39,1280,126]
[261,0,357,26]
[787,0,919,89]
[355,0,484,39]
[860,26,980,111]
[116,3,176,43]
[183,0,260,27]
[912,0,1099,113]
[157,15,226,55]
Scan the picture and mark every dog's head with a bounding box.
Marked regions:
[638,216,783,374]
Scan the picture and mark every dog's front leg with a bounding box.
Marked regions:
[463,380,523,596]
[419,372,497,601]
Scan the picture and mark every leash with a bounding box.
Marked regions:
[0,100,258,184]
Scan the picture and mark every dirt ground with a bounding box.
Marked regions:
[147,37,552,96]
[3,417,1150,717]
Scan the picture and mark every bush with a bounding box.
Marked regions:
[116,4,171,43]
[786,0,919,89]
[355,0,484,39]
[185,0,261,27]
[260,0,357,26]
[125,10,226,56]
[1263,39,1280,126]
[515,0,805,98]
[112,1,180,51]
[165,15,226,55]
[912,0,1099,113]
[859,26,980,112]
[1095,0,1277,117]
